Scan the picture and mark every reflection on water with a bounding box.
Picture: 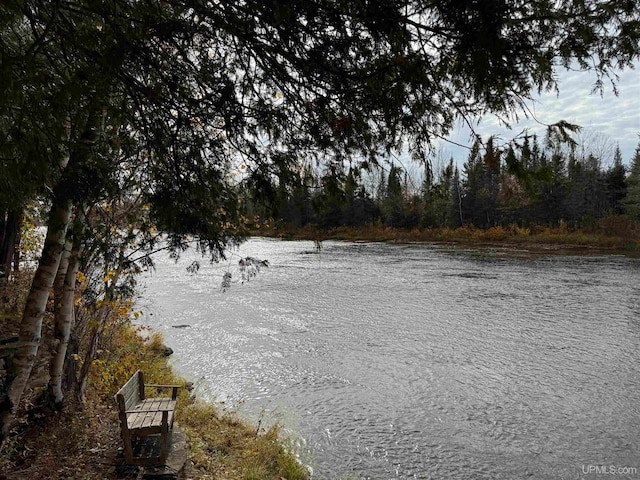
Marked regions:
[139,238,640,479]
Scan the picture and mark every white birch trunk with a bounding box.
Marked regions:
[53,238,72,321]
[48,237,81,406]
[0,199,72,436]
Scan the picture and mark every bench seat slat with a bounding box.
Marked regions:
[127,399,174,424]
[127,399,176,431]
[133,400,163,430]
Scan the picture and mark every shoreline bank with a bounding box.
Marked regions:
[254,223,640,258]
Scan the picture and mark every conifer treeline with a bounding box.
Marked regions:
[254,136,640,231]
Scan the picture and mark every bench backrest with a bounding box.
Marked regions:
[115,370,146,413]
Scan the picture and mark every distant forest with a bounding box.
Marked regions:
[250,135,640,231]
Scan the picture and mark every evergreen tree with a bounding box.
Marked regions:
[452,166,464,228]
[312,165,347,229]
[280,172,314,227]
[429,158,456,227]
[461,139,483,225]
[605,146,627,215]
[420,162,437,227]
[462,139,500,227]
[342,168,378,226]
[381,165,406,227]
[521,135,533,170]
[538,151,569,225]
[565,152,609,225]
[497,146,531,224]
[624,141,640,222]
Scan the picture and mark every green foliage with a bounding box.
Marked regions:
[312,165,348,229]
[461,138,500,228]
[421,158,456,228]
[624,141,640,221]
[381,165,407,227]
[17,205,46,264]
[270,134,640,233]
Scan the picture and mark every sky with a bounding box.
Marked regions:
[440,67,640,168]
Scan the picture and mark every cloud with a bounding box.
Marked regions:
[441,68,640,166]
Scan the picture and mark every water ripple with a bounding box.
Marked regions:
[139,239,640,479]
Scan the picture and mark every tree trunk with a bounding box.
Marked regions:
[48,218,83,407]
[38,236,71,409]
[11,214,22,273]
[0,198,72,436]
[75,309,106,404]
[53,238,72,320]
[0,209,22,281]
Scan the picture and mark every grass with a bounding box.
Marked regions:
[180,402,308,480]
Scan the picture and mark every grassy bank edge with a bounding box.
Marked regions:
[255,220,640,257]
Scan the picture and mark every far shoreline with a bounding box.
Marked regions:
[251,222,640,258]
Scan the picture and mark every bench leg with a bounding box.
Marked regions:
[159,410,169,463]
[121,429,134,463]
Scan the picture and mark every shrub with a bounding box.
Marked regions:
[484,226,507,240]
[596,215,640,239]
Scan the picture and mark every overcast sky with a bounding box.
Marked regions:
[440,67,640,167]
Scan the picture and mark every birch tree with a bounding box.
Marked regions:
[47,215,84,407]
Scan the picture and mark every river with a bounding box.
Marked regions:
[138,238,640,479]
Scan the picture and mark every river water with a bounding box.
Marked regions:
[138,238,640,479]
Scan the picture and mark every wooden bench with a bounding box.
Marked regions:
[114,370,180,465]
